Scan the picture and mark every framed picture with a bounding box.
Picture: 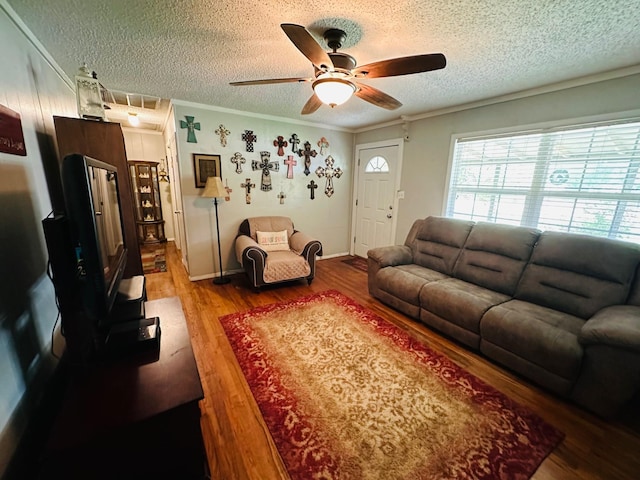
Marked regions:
[193,153,222,188]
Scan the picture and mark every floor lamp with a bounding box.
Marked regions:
[202,177,230,285]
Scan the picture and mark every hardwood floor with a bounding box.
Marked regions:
[145,242,640,479]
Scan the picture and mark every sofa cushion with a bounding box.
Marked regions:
[515,232,640,318]
[263,251,310,283]
[395,264,449,282]
[481,299,584,382]
[411,216,474,275]
[419,278,510,334]
[256,229,289,252]
[376,265,447,307]
[454,222,540,296]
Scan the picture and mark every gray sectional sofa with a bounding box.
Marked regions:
[367,216,640,417]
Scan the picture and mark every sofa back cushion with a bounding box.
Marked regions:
[403,219,424,248]
[626,264,640,306]
[627,262,640,306]
[411,216,474,275]
[239,216,294,242]
[516,232,640,318]
[454,222,540,295]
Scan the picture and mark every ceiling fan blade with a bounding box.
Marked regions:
[353,53,446,78]
[230,77,311,86]
[281,23,334,70]
[301,93,323,115]
[355,83,402,110]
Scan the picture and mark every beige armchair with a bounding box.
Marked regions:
[235,216,323,290]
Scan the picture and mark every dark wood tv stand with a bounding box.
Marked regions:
[41,297,208,479]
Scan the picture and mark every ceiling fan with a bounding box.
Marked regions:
[230,23,446,114]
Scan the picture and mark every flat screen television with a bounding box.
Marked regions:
[62,153,128,315]
[43,153,128,362]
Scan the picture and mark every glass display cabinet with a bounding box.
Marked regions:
[129,160,166,244]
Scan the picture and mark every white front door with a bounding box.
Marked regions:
[353,141,402,257]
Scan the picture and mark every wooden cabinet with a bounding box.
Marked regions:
[41,297,208,479]
[129,161,166,244]
[54,116,143,278]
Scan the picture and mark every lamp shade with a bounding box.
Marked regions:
[202,176,226,198]
[313,76,356,107]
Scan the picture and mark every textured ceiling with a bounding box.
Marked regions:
[6,0,640,130]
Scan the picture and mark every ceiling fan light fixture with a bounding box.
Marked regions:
[234,24,442,114]
[128,112,140,126]
[313,77,356,108]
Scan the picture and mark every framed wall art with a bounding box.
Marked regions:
[193,153,222,188]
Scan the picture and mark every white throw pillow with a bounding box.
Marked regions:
[256,230,289,252]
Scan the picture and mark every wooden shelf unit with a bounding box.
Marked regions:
[129,160,166,244]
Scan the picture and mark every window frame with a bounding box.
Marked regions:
[364,155,390,173]
[443,113,640,243]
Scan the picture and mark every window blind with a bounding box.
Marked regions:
[446,120,640,243]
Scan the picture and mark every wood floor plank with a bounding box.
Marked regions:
[146,242,640,479]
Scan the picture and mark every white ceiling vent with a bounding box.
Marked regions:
[105,90,161,110]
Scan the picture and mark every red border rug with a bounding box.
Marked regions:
[219,290,564,479]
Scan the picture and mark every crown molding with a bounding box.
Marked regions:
[355,64,640,133]
[171,99,355,133]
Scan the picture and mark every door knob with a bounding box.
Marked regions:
[387,213,392,219]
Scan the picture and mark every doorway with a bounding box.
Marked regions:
[166,133,188,270]
[351,139,403,257]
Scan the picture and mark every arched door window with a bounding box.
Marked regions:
[365,156,389,173]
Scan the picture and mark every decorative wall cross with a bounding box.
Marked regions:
[252,151,279,191]
[179,115,200,143]
[317,136,330,155]
[242,130,257,152]
[289,133,300,153]
[240,178,255,204]
[224,178,232,201]
[277,190,286,204]
[215,124,231,147]
[298,141,317,176]
[315,155,343,197]
[273,136,288,156]
[284,155,297,179]
[307,180,318,200]
[231,152,246,173]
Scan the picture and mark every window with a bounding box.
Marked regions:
[365,156,389,173]
[446,120,640,243]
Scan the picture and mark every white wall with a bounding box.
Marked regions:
[355,73,640,244]
[122,129,176,241]
[172,102,355,280]
[0,3,77,475]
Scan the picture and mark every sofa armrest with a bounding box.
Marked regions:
[290,231,323,257]
[367,245,413,268]
[235,234,267,263]
[579,305,640,353]
[572,305,640,417]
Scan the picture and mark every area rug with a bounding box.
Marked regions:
[341,255,368,272]
[219,290,564,480]
[141,248,167,274]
